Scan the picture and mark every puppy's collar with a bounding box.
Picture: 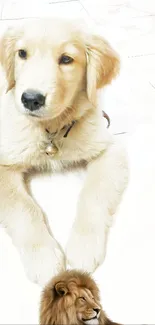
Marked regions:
[45,110,110,140]
[44,111,110,156]
[45,119,76,140]
[62,120,76,138]
[61,110,110,136]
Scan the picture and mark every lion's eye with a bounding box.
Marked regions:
[79,297,86,302]
[59,55,74,65]
[18,49,27,59]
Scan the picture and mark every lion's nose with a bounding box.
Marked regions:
[93,308,100,315]
[21,90,45,111]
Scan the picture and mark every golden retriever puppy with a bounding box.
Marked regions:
[40,270,120,325]
[0,19,128,286]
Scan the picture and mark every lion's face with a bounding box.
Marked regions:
[75,288,101,325]
[54,280,101,325]
[40,271,108,325]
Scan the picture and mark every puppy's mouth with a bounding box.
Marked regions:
[23,108,54,121]
[23,105,63,120]
[25,108,45,118]
[28,112,41,118]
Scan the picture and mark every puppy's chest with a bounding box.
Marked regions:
[0,121,84,168]
[0,108,108,169]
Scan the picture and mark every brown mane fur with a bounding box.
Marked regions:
[40,270,121,325]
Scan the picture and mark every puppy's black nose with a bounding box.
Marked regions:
[21,90,45,111]
[93,308,100,315]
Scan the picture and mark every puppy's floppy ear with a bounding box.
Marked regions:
[54,281,68,296]
[86,35,120,105]
[0,27,18,91]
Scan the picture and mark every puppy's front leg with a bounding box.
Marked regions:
[0,166,65,286]
[66,140,128,272]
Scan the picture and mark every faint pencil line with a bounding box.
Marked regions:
[149,82,155,90]
[128,53,155,58]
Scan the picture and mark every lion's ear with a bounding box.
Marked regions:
[55,281,68,296]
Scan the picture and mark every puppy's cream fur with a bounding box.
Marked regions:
[0,19,128,286]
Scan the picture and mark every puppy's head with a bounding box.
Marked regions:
[0,19,119,120]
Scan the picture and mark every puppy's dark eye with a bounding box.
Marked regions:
[18,49,27,59]
[59,55,73,65]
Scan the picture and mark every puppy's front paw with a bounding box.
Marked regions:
[19,237,66,286]
[66,229,106,272]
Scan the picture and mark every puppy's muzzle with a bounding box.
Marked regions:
[21,90,45,111]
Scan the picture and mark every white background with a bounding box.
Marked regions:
[0,0,155,324]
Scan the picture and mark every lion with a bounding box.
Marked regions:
[40,270,120,325]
